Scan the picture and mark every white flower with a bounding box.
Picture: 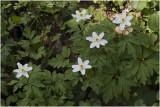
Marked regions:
[72,57,92,75]
[86,32,108,48]
[72,9,91,22]
[112,10,133,31]
[13,62,32,78]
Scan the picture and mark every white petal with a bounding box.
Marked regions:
[81,10,86,15]
[13,69,20,73]
[17,62,22,68]
[84,60,89,65]
[125,21,131,26]
[24,64,28,69]
[76,10,79,15]
[86,37,93,42]
[72,65,80,71]
[115,15,121,19]
[95,43,100,48]
[73,69,79,72]
[81,16,86,20]
[78,57,82,64]
[16,72,23,78]
[99,32,104,39]
[100,40,108,45]
[85,65,92,69]
[113,15,121,23]
[92,32,98,38]
[23,72,29,78]
[120,23,125,31]
[126,15,133,21]
[80,69,85,75]
[72,65,78,69]
[122,10,126,17]
[26,67,32,71]
[76,18,80,22]
[84,15,91,19]
[113,19,121,24]
[72,14,77,18]
[90,42,96,48]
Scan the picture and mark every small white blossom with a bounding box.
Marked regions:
[112,10,133,31]
[86,32,108,48]
[72,9,91,22]
[72,57,92,75]
[13,62,32,78]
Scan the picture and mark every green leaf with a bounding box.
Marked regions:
[65,19,80,32]
[103,81,113,103]
[23,26,35,39]
[63,101,75,106]
[18,40,30,48]
[135,99,146,106]
[136,86,157,105]
[137,63,149,85]
[126,61,139,77]
[32,86,42,97]
[102,69,134,104]
[61,46,70,58]
[32,35,41,44]
[18,98,30,106]
[33,46,46,60]
[30,98,45,106]
[1,81,8,96]
[90,54,107,69]
[101,19,116,31]
[14,79,26,91]
[90,98,101,106]
[79,100,91,106]
[52,33,61,42]
[118,40,126,55]
[94,9,105,21]
[6,95,18,105]
[131,1,147,12]
[5,39,17,46]
[13,15,21,24]
[48,54,69,68]
[142,47,154,58]
[17,51,28,57]
[148,11,160,32]
[156,91,159,101]
[87,6,96,15]
[126,42,136,59]
[31,80,45,88]
[89,76,103,95]
[8,80,19,86]
[42,8,59,14]
[24,85,32,98]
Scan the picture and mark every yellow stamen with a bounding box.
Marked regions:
[79,13,83,17]
[20,67,26,72]
[80,64,83,69]
[121,17,126,22]
[94,37,99,43]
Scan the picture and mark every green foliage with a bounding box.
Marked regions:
[148,11,160,32]
[1,1,159,106]
[48,46,70,68]
[131,1,148,12]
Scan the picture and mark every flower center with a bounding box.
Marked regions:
[79,63,85,69]
[95,38,99,42]
[93,37,99,43]
[121,17,126,22]
[20,67,25,72]
[79,13,83,17]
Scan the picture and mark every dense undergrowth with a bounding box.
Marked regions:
[1,1,159,106]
